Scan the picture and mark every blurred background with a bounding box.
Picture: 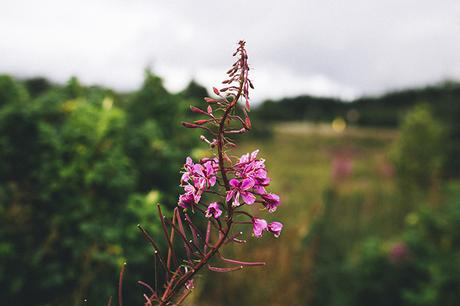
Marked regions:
[1,1,460,305]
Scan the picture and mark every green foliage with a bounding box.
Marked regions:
[346,183,460,306]
[390,105,445,198]
[180,79,209,101]
[0,74,197,305]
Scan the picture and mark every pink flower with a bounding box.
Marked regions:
[205,202,222,219]
[201,159,218,187]
[180,157,194,184]
[388,242,410,264]
[268,222,283,237]
[178,185,201,209]
[226,178,256,207]
[181,157,218,191]
[235,150,270,195]
[252,218,268,238]
[238,149,260,164]
[262,193,281,212]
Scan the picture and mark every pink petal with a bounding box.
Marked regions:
[232,192,241,207]
[226,190,234,203]
[209,176,217,187]
[254,185,266,195]
[229,178,240,188]
[193,164,205,176]
[181,172,190,183]
[241,191,256,205]
[252,218,268,237]
[268,222,283,237]
[241,178,255,190]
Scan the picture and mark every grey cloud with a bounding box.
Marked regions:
[0,0,459,101]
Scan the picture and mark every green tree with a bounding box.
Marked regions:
[0,74,197,305]
[390,104,445,205]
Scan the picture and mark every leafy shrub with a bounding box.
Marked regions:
[0,73,196,305]
[390,104,445,204]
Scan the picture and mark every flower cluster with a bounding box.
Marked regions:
[178,157,219,209]
[178,149,282,238]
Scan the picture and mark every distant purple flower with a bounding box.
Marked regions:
[226,178,256,207]
[262,193,281,212]
[388,242,410,264]
[178,185,201,209]
[205,202,222,219]
[331,155,353,183]
[252,218,268,238]
[268,222,283,237]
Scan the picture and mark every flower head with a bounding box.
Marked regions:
[226,178,256,207]
[181,157,218,190]
[252,218,268,238]
[262,193,281,212]
[235,150,270,195]
[268,222,283,238]
[178,185,201,209]
[205,202,222,219]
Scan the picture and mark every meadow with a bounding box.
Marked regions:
[186,122,406,306]
[1,74,459,306]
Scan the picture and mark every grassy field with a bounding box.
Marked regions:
[184,122,402,306]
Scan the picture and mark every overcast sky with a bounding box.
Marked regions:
[1,0,460,102]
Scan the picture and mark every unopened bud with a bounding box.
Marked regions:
[213,87,220,95]
[245,99,250,112]
[245,116,252,129]
[204,97,217,103]
[190,106,207,115]
[194,119,208,125]
[182,122,200,129]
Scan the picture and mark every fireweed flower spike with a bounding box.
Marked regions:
[119,41,283,305]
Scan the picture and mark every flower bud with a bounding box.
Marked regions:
[204,97,218,103]
[194,119,209,125]
[190,106,207,115]
[182,122,201,129]
[245,116,252,130]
